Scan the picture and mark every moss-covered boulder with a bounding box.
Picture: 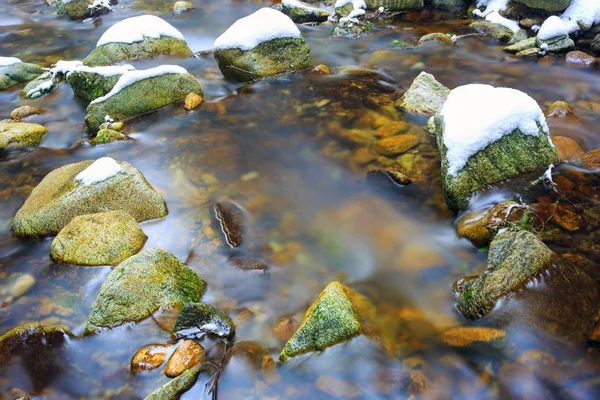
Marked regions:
[332,22,374,39]
[396,71,450,115]
[57,0,110,20]
[282,0,330,23]
[213,8,312,82]
[365,0,423,10]
[504,37,537,53]
[85,249,206,334]
[536,35,575,53]
[92,128,128,144]
[0,119,48,150]
[66,65,133,102]
[11,158,167,237]
[470,21,514,43]
[279,281,373,361]
[512,0,570,12]
[144,368,200,400]
[173,303,235,339]
[50,210,147,266]
[21,71,55,99]
[0,322,72,362]
[0,59,44,91]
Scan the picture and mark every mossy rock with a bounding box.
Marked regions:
[214,37,312,82]
[365,0,424,10]
[470,21,514,43]
[50,210,147,266]
[504,37,537,53]
[332,22,374,39]
[56,0,98,19]
[173,303,235,339]
[536,35,575,53]
[0,322,72,362]
[85,71,203,133]
[396,71,450,115]
[512,0,570,12]
[282,1,330,23]
[0,62,44,91]
[430,0,470,11]
[0,119,48,150]
[11,159,167,237]
[83,37,193,66]
[66,69,129,102]
[85,249,206,334]
[21,72,55,99]
[144,368,200,400]
[92,128,128,144]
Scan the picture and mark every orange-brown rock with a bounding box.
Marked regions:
[374,121,409,138]
[314,64,330,74]
[439,327,506,348]
[273,317,299,342]
[565,51,598,67]
[582,148,600,170]
[130,344,171,374]
[164,340,205,377]
[184,92,204,111]
[353,147,377,164]
[546,101,575,119]
[551,136,584,162]
[375,134,420,156]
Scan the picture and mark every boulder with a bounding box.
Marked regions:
[82,15,193,66]
[592,34,600,55]
[84,66,203,133]
[173,1,194,13]
[396,71,450,115]
[10,106,40,121]
[213,8,312,82]
[332,22,374,39]
[66,65,134,102]
[21,71,55,99]
[434,84,558,211]
[50,210,147,266]
[56,0,110,20]
[470,21,514,43]
[92,128,128,144]
[144,369,200,400]
[173,303,236,339]
[85,249,206,333]
[536,16,575,53]
[0,119,47,150]
[281,0,330,23]
[0,58,44,91]
[582,148,600,170]
[11,158,167,237]
[512,0,570,12]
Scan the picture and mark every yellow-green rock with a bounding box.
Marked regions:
[0,119,47,150]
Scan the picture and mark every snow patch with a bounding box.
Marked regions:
[96,15,186,47]
[537,15,568,40]
[440,84,549,176]
[26,77,53,99]
[282,0,325,15]
[561,0,600,34]
[75,157,122,186]
[340,8,365,25]
[88,0,111,10]
[214,8,301,51]
[0,57,22,67]
[71,64,135,77]
[90,65,188,104]
[335,0,366,8]
[485,11,520,32]
[473,0,508,17]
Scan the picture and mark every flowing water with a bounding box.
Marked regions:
[1,1,600,399]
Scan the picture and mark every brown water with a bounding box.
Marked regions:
[2,1,600,399]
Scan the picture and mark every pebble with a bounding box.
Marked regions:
[184,92,204,111]
[173,1,194,13]
[551,136,584,162]
[164,340,205,377]
[11,106,40,121]
[8,273,36,299]
[273,317,299,342]
[353,147,377,164]
[314,64,330,74]
[131,344,172,374]
[374,121,409,138]
[375,134,420,156]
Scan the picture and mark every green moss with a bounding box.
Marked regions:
[58,0,93,19]
[512,0,570,11]
[67,70,122,102]
[0,62,44,91]
[93,129,128,144]
[83,37,193,66]
[365,0,424,9]
[144,369,200,400]
[282,2,330,23]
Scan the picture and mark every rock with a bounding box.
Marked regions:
[279,281,372,361]
[57,0,110,20]
[316,375,362,398]
[92,128,128,145]
[12,158,167,237]
[82,16,193,66]
[366,169,412,186]
[10,106,40,121]
[453,230,600,343]
[582,148,600,170]
[0,322,71,362]
[213,8,312,82]
[222,341,280,385]
[213,200,244,247]
[418,33,453,45]
[282,0,330,23]
[314,64,330,74]
[332,22,374,39]
[164,340,205,377]
[365,0,423,10]
[273,317,300,342]
[430,0,469,11]
[470,21,514,43]
[396,71,450,115]
[551,203,587,231]
[85,249,206,334]
[21,72,55,99]
[516,48,540,57]
[1,273,36,303]
[0,120,47,150]
[227,257,269,275]
[439,327,506,348]
[434,84,558,211]
[184,92,203,111]
[173,303,236,339]
[504,37,537,53]
[375,134,420,156]
[551,136,583,162]
[509,29,528,45]
[565,50,597,67]
[592,34,600,55]
[512,0,570,12]
[85,66,203,133]
[131,344,171,374]
[50,210,147,266]
[66,65,133,102]
[0,60,44,91]
[144,369,200,400]
[536,36,575,54]
[173,1,193,13]
[546,100,575,119]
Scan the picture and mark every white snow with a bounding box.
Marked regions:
[88,0,111,10]
[96,15,186,47]
[90,65,188,104]
[214,8,301,51]
[0,57,22,67]
[335,0,366,9]
[72,64,135,77]
[340,8,365,25]
[378,6,384,13]
[440,84,550,176]
[531,25,540,32]
[561,0,600,33]
[537,15,568,40]
[51,60,83,75]
[75,157,122,186]
[282,0,324,15]
[485,11,520,32]
[26,78,53,99]
[473,0,508,17]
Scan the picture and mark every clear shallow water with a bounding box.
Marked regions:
[1,1,600,399]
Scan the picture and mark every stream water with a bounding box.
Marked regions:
[1,0,600,399]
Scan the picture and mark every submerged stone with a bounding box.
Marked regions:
[0,61,43,91]
[396,71,450,115]
[173,303,236,339]
[0,119,47,150]
[131,344,171,374]
[0,322,72,362]
[439,327,506,348]
[85,249,206,334]
[213,200,244,248]
[144,368,200,400]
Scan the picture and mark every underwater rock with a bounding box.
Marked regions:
[565,50,598,67]
[0,58,43,91]
[131,344,172,374]
[551,136,583,162]
[0,322,71,362]
[222,341,280,386]
[213,8,312,81]
[50,210,147,266]
[173,303,236,340]
[144,368,200,400]
[582,148,600,170]
[366,168,412,186]
[470,21,514,43]
[0,120,47,150]
[439,327,507,348]
[214,200,245,248]
[512,0,570,12]
[418,33,453,45]
[227,257,269,275]
[396,71,450,115]
[92,128,128,145]
[10,106,40,121]
[0,273,36,303]
[164,340,205,377]
[281,0,330,23]
[375,134,420,156]
[273,317,300,342]
[86,249,206,333]
[12,158,167,237]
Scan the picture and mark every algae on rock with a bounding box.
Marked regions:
[0,62,44,91]
[0,119,48,150]
[83,37,193,66]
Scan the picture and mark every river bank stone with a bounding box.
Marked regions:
[282,0,330,23]
[0,61,43,91]
[11,159,167,237]
[396,71,450,115]
[173,303,236,339]
[504,37,537,53]
[0,120,47,150]
[50,210,147,266]
[512,0,570,12]
[470,21,514,43]
[144,369,200,400]
[85,249,206,334]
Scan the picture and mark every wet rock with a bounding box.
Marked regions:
[273,317,300,342]
[516,48,540,57]
[85,249,206,334]
[551,203,587,231]
[227,257,269,275]
[66,65,133,102]
[592,34,600,55]
[551,136,583,162]
[282,0,330,23]
[21,72,54,99]
[0,60,44,91]
[164,340,205,377]
[332,22,374,39]
[565,50,598,67]
[314,64,331,74]
[214,200,244,248]
[470,21,514,43]
[1,273,36,303]
[92,128,128,145]
[130,344,172,374]
[0,119,47,150]
[582,148,600,170]
[512,0,570,12]
[418,33,453,45]
[375,134,420,156]
[536,35,575,54]
[430,0,470,11]
[12,158,167,237]
[504,37,537,53]
[366,168,412,186]
[375,121,409,138]
[365,0,423,10]
[396,71,450,115]
[0,322,71,362]
[173,303,235,339]
[222,341,280,385]
[184,92,203,111]
[439,327,506,348]
[546,101,575,119]
[173,1,193,13]
[353,147,377,164]
[57,0,110,20]
[279,281,373,361]
[10,106,40,121]
[213,9,312,82]
[50,210,147,266]
[144,369,200,400]
[85,66,203,133]
[83,16,193,66]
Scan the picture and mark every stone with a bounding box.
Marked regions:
[213,200,244,247]
[375,134,420,156]
[0,61,44,91]
[21,72,55,99]
[582,148,600,170]
[470,21,514,43]
[365,0,424,10]
[83,38,192,66]
[512,0,570,12]
[130,344,171,374]
[516,48,540,57]
[50,210,147,266]
[551,136,583,162]
[184,92,203,110]
[12,159,167,237]
[536,35,575,53]
[164,340,205,377]
[565,50,597,67]
[273,317,300,342]
[332,22,374,39]
[56,0,109,20]
[92,128,128,145]
[546,101,575,119]
[10,106,40,121]
[592,34,600,55]
[66,67,132,103]
[316,375,362,398]
[282,0,331,23]
[439,327,506,348]
[173,1,194,13]
[173,303,236,340]
[314,64,330,74]
[0,322,72,362]
[0,120,47,150]
[85,249,206,334]
[85,70,203,133]
[430,0,469,11]
[504,37,537,54]
[227,257,269,275]
[418,33,453,46]
[144,369,200,400]
[366,169,412,186]
[396,72,450,115]
[1,273,36,303]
